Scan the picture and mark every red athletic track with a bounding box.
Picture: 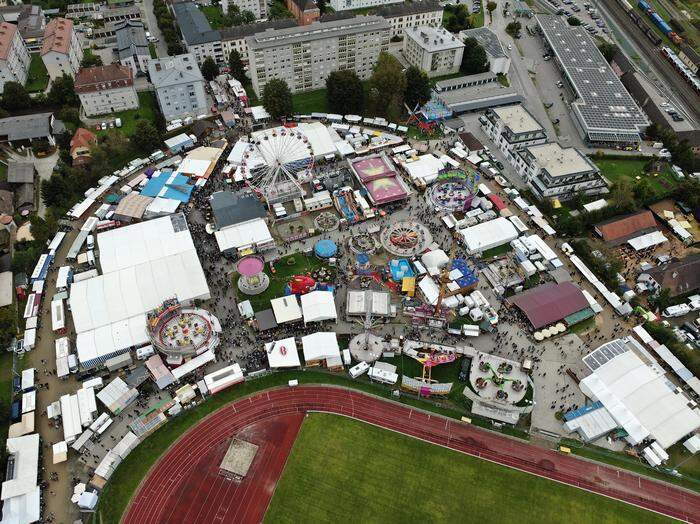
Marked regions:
[124,386,700,524]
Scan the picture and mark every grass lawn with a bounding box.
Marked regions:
[593,156,678,198]
[0,351,14,467]
[200,5,226,29]
[94,91,158,136]
[292,88,329,114]
[265,414,668,523]
[25,54,49,93]
[233,253,335,312]
[148,43,157,59]
[481,243,512,259]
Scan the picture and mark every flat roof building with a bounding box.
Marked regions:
[482,104,547,163]
[434,74,522,113]
[403,26,464,77]
[537,15,648,146]
[247,16,390,95]
[459,27,510,75]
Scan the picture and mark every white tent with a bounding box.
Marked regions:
[421,250,449,275]
[459,217,519,255]
[265,337,301,368]
[300,291,337,324]
[627,231,668,251]
[402,154,445,184]
[78,491,99,510]
[270,296,302,324]
[1,433,40,524]
[52,441,68,464]
[214,218,273,253]
[302,332,340,364]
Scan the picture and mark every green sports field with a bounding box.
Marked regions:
[264,414,669,524]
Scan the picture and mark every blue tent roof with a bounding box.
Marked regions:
[356,253,369,265]
[314,239,338,258]
[452,258,478,288]
[141,170,194,203]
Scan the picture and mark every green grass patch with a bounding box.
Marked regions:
[481,243,512,259]
[593,155,678,198]
[497,73,510,87]
[25,54,49,93]
[94,91,158,136]
[429,71,466,86]
[148,43,157,59]
[233,253,335,312]
[266,414,669,523]
[292,88,329,114]
[200,5,226,28]
[0,351,14,468]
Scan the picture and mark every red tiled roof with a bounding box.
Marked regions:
[0,22,18,61]
[74,64,133,94]
[41,17,73,56]
[595,211,657,242]
[70,128,96,150]
[510,282,589,329]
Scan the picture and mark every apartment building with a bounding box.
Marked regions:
[330,0,402,12]
[220,19,297,63]
[514,142,607,201]
[403,26,463,77]
[173,1,223,64]
[247,16,390,95]
[115,20,149,75]
[40,17,83,80]
[376,1,443,38]
[0,22,30,91]
[148,53,208,122]
[285,0,320,26]
[222,0,268,20]
[0,4,45,51]
[75,64,139,116]
[481,105,547,164]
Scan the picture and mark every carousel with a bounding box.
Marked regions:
[147,299,221,359]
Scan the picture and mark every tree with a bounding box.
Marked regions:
[649,288,672,312]
[58,106,80,126]
[269,0,294,19]
[1,82,32,111]
[505,21,522,39]
[81,49,103,68]
[228,50,248,84]
[633,178,656,204]
[262,78,293,119]
[598,41,618,63]
[367,52,406,121]
[48,74,79,107]
[130,121,162,153]
[567,16,582,26]
[460,37,490,75]
[201,57,219,81]
[610,179,636,211]
[325,70,364,115]
[404,66,431,109]
[487,1,497,15]
[316,0,327,14]
[443,4,472,33]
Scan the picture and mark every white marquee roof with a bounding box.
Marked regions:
[302,332,340,362]
[459,217,519,254]
[214,218,272,252]
[270,295,302,324]
[265,337,301,368]
[300,290,337,323]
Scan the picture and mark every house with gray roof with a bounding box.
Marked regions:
[147,53,208,122]
[460,27,511,75]
[0,113,64,147]
[115,19,148,76]
[6,161,35,185]
[172,2,223,64]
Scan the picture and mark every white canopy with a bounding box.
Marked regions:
[402,154,445,184]
[52,441,68,464]
[265,337,301,368]
[214,218,273,252]
[627,231,668,251]
[300,291,337,324]
[270,295,302,324]
[459,217,519,255]
[302,332,340,363]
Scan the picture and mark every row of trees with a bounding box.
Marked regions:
[1,74,78,113]
[153,0,184,55]
[646,122,697,173]
[260,53,433,122]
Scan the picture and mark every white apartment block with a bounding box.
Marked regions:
[40,17,83,80]
[402,26,464,77]
[222,0,268,19]
[379,1,443,38]
[220,19,297,64]
[514,142,608,201]
[148,53,208,122]
[247,16,390,95]
[330,0,402,12]
[74,64,138,117]
[480,105,547,165]
[0,22,30,91]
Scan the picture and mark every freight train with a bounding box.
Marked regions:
[615,0,662,46]
[661,46,700,93]
[637,0,683,44]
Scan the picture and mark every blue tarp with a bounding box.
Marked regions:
[452,258,478,288]
[141,170,194,203]
[314,239,337,258]
[388,259,414,282]
[563,401,604,422]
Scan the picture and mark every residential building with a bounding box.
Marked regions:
[75,64,139,117]
[376,1,443,38]
[41,17,83,80]
[115,20,149,76]
[6,161,35,214]
[285,0,320,26]
[65,2,100,20]
[173,2,223,64]
[0,22,30,91]
[514,142,607,201]
[594,211,658,245]
[643,253,700,297]
[70,128,97,166]
[459,27,510,75]
[481,105,547,163]
[0,113,65,147]
[537,15,648,146]
[434,74,522,113]
[222,0,268,20]
[148,53,208,122]
[330,0,402,12]
[220,19,297,63]
[100,5,141,24]
[403,26,464,77]
[247,16,390,95]
[0,4,45,51]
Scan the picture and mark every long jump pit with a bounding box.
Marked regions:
[124,412,304,524]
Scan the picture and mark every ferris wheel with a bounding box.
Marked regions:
[240,128,314,199]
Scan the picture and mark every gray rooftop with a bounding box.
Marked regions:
[115,19,148,60]
[376,0,443,18]
[220,18,297,41]
[537,15,648,138]
[405,25,464,52]
[522,142,597,178]
[247,15,389,50]
[172,1,220,45]
[435,72,496,90]
[460,27,506,59]
[0,113,57,142]
[148,53,204,89]
[209,191,266,229]
[437,83,522,113]
[6,161,35,184]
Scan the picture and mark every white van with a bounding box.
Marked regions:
[67,354,78,373]
[86,234,94,250]
[136,345,155,360]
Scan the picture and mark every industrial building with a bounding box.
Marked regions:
[434,74,522,114]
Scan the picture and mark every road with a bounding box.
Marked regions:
[138,0,168,58]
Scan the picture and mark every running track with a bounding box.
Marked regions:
[124,386,700,523]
